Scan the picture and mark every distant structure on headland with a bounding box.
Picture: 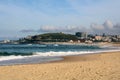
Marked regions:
[75,32,87,39]
[0,32,120,44]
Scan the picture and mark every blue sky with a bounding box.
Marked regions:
[0,0,120,40]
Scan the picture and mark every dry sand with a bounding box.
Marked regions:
[0,51,120,80]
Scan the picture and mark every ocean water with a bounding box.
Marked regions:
[0,44,120,66]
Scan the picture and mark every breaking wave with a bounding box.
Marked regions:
[0,44,120,65]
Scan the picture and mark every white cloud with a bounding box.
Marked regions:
[91,23,104,30]
[38,25,89,33]
[103,20,113,29]
[91,20,120,35]
[39,25,59,32]
[20,29,36,33]
[31,20,116,35]
[20,20,120,35]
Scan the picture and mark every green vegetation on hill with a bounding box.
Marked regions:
[40,33,77,40]
[19,33,77,43]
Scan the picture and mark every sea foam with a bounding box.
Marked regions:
[0,49,120,62]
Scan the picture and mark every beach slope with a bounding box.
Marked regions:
[0,51,120,80]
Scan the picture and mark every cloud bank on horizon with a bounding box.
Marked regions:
[0,0,120,39]
[21,20,120,35]
[91,20,120,35]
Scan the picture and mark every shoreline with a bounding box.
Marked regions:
[0,51,120,64]
[0,51,120,80]
[0,46,120,66]
[60,51,120,62]
[0,49,120,66]
[42,42,120,45]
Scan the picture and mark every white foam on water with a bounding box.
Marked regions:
[0,55,25,61]
[0,49,120,62]
[34,48,120,57]
[34,51,94,57]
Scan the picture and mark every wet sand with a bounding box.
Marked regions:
[0,51,120,80]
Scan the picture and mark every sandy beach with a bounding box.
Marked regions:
[0,51,120,80]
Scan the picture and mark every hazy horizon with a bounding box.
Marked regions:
[0,0,120,40]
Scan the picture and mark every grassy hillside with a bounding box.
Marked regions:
[19,33,77,43]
